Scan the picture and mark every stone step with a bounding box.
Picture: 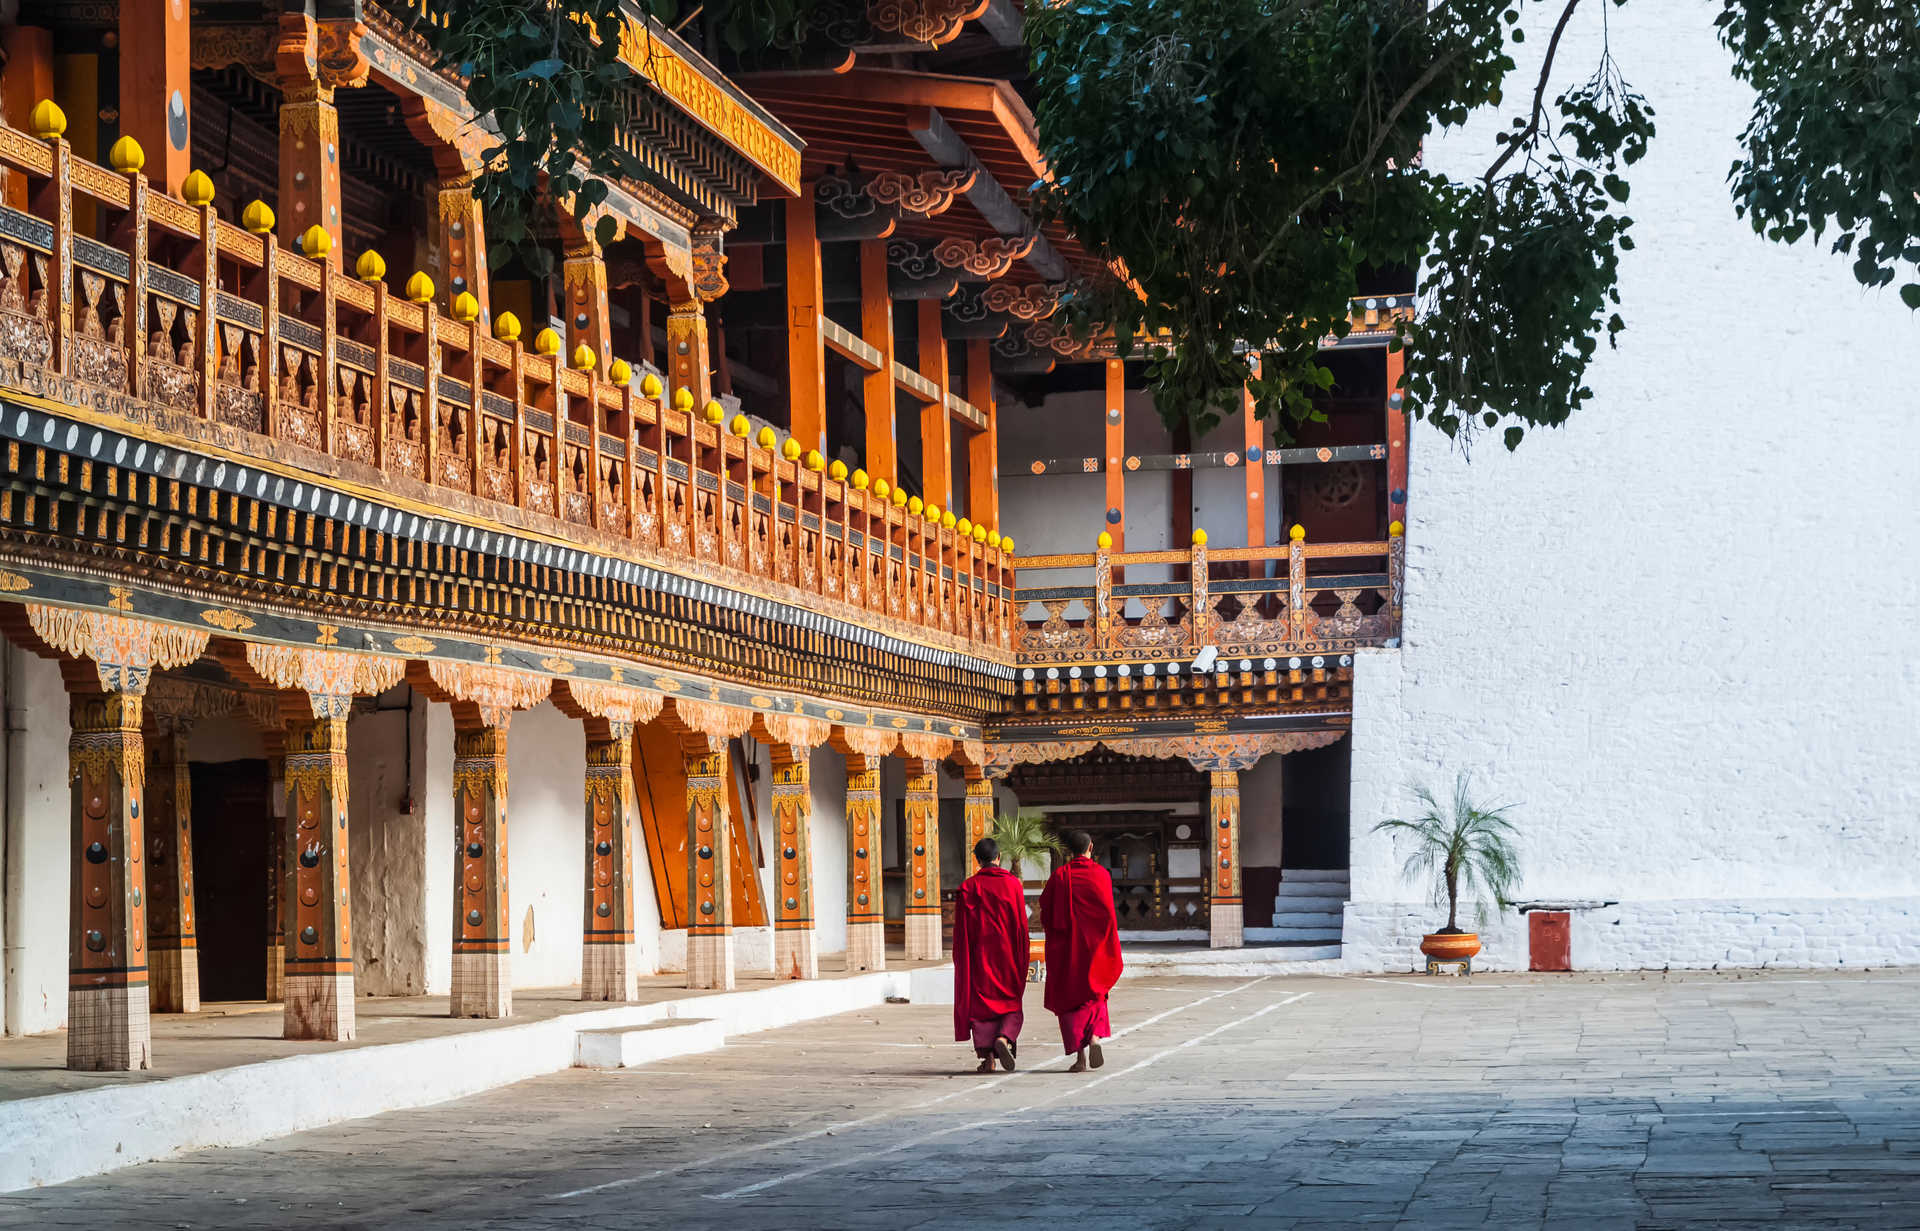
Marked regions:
[575,1018,724,1070]
[1261,925,1344,942]
[1279,868,1350,884]
[1270,910,1345,929]
[1269,893,1348,911]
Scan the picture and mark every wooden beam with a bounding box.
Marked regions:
[860,238,898,484]
[966,338,998,530]
[822,314,882,372]
[975,0,1025,47]
[786,192,827,452]
[0,27,54,211]
[908,107,1067,282]
[1385,345,1408,530]
[918,298,953,507]
[120,0,191,195]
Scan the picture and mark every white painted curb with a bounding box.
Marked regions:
[0,965,952,1192]
[575,1019,725,1069]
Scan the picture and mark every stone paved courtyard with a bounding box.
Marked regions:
[4,969,1917,1229]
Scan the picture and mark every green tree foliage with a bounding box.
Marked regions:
[1028,0,1651,450]
[1371,773,1520,932]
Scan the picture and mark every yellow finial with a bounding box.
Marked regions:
[781,438,802,462]
[755,425,776,448]
[493,311,522,342]
[672,386,694,412]
[704,399,725,425]
[852,468,869,490]
[181,170,215,207]
[729,414,750,438]
[355,249,387,284]
[300,224,331,260]
[805,449,825,472]
[940,509,956,529]
[988,531,1002,549]
[1001,536,1015,553]
[829,459,848,481]
[608,358,633,385]
[925,504,941,523]
[534,328,562,356]
[972,523,988,543]
[404,271,434,303]
[1389,520,1405,537]
[891,488,908,508]
[452,291,480,323]
[1288,523,1306,542]
[29,99,65,140]
[241,200,275,235]
[570,342,597,371]
[957,517,972,536]
[108,135,144,174]
[1097,530,1113,550]
[640,372,663,399]
[908,496,924,516]
[871,477,890,500]
[1192,528,1209,547]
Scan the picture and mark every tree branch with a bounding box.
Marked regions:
[1481,0,1584,184]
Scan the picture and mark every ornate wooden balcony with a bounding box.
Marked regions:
[0,116,1013,666]
[1012,535,1403,668]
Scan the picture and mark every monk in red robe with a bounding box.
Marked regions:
[1041,829,1124,1072]
[952,836,1031,1072]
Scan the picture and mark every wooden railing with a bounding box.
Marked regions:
[0,112,1012,655]
[1012,534,1404,665]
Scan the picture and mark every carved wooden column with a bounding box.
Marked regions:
[451,723,512,1017]
[143,722,198,1014]
[902,757,942,961]
[438,174,490,321]
[30,607,210,1071]
[918,299,953,509]
[768,743,817,980]
[563,240,611,373]
[581,720,639,1001]
[683,734,734,990]
[842,751,886,972]
[1207,770,1243,949]
[962,766,995,859]
[263,738,286,1004]
[66,685,153,1070]
[274,16,348,263]
[786,191,826,453]
[118,0,190,195]
[860,239,897,484]
[282,710,355,1039]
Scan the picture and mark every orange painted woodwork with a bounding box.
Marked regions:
[1242,354,1265,548]
[1385,344,1409,534]
[632,723,767,929]
[0,26,53,211]
[786,193,826,453]
[1103,359,1125,552]
[860,238,898,484]
[965,339,998,529]
[119,0,191,195]
[917,298,952,507]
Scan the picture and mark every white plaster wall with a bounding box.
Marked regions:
[346,689,432,996]
[1240,757,1284,868]
[808,744,849,956]
[2,647,68,1036]
[421,702,454,995]
[1346,3,1920,971]
[503,701,586,989]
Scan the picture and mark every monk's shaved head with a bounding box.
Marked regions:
[974,837,1000,865]
[1066,829,1093,856]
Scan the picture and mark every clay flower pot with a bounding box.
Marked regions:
[1420,931,1481,974]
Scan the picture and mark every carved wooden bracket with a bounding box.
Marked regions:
[753,710,834,751]
[662,696,754,744]
[27,606,210,694]
[941,285,1008,340]
[983,281,1065,321]
[900,730,957,762]
[246,644,407,717]
[412,660,553,729]
[691,229,729,303]
[816,173,899,242]
[885,238,961,299]
[867,0,990,46]
[833,724,902,759]
[869,168,977,218]
[553,678,666,730]
[932,234,1036,280]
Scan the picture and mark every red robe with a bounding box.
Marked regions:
[1041,857,1124,1027]
[951,865,1030,1042]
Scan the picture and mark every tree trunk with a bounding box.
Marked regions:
[1445,860,1459,932]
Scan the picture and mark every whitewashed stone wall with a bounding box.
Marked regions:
[1345,1,1920,971]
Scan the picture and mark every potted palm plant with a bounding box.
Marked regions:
[1371,774,1518,973]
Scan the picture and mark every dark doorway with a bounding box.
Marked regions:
[1282,737,1352,869]
[191,759,271,1002]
